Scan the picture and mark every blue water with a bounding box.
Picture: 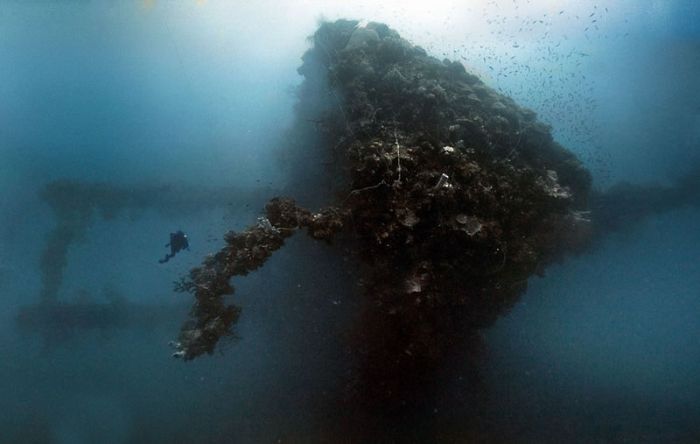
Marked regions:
[1,1,699,442]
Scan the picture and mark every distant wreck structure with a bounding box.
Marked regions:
[19,180,274,344]
[172,19,593,405]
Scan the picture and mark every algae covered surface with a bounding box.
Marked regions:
[172,20,595,411]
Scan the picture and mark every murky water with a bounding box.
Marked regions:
[1,1,698,442]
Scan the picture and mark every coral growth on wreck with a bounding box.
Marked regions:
[172,19,594,407]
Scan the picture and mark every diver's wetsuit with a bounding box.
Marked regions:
[159,230,189,263]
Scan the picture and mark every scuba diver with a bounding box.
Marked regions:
[159,230,189,264]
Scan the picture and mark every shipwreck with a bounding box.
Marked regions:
[23,20,700,436]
